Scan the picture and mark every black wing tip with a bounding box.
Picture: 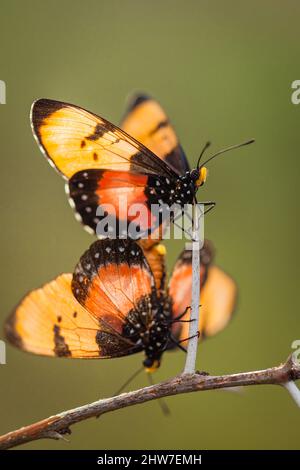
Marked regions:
[4,310,23,350]
[126,92,152,112]
[30,98,66,132]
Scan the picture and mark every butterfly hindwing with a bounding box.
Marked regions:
[68,169,168,237]
[168,240,237,345]
[121,93,190,175]
[72,239,157,335]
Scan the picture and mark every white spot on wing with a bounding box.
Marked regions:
[64,183,70,195]
[84,225,94,234]
[68,198,75,209]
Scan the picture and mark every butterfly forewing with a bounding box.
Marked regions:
[31,99,175,179]
[121,93,190,175]
[72,239,156,326]
[5,274,106,358]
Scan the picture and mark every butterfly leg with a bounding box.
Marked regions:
[177,331,200,343]
[169,331,200,353]
[173,202,215,240]
[169,306,194,324]
[194,197,216,216]
[171,205,196,240]
[173,305,191,320]
[169,335,188,353]
[203,201,216,215]
[172,218,195,241]
[170,304,202,323]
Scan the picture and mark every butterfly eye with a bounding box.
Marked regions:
[190,169,200,181]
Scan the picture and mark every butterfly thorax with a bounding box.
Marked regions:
[122,293,171,371]
[146,173,197,209]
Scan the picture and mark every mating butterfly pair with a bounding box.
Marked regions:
[5,94,241,371]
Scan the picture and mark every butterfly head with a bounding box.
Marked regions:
[190,166,208,188]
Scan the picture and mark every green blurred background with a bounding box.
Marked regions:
[0,0,299,450]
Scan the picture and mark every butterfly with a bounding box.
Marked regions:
[31,94,253,241]
[5,238,237,372]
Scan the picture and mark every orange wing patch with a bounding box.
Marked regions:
[72,239,156,329]
[31,99,174,179]
[121,94,190,175]
[95,171,152,232]
[5,274,101,358]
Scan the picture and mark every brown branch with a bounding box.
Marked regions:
[0,354,299,450]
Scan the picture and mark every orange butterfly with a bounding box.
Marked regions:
[32,95,254,241]
[5,239,236,371]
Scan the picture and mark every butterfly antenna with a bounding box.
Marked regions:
[114,365,144,396]
[200,138,255,167]
[147,372,171,416]
[197,141,211,168]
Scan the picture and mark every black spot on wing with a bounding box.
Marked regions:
[53,325,71,357]
[86,123,112,141]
